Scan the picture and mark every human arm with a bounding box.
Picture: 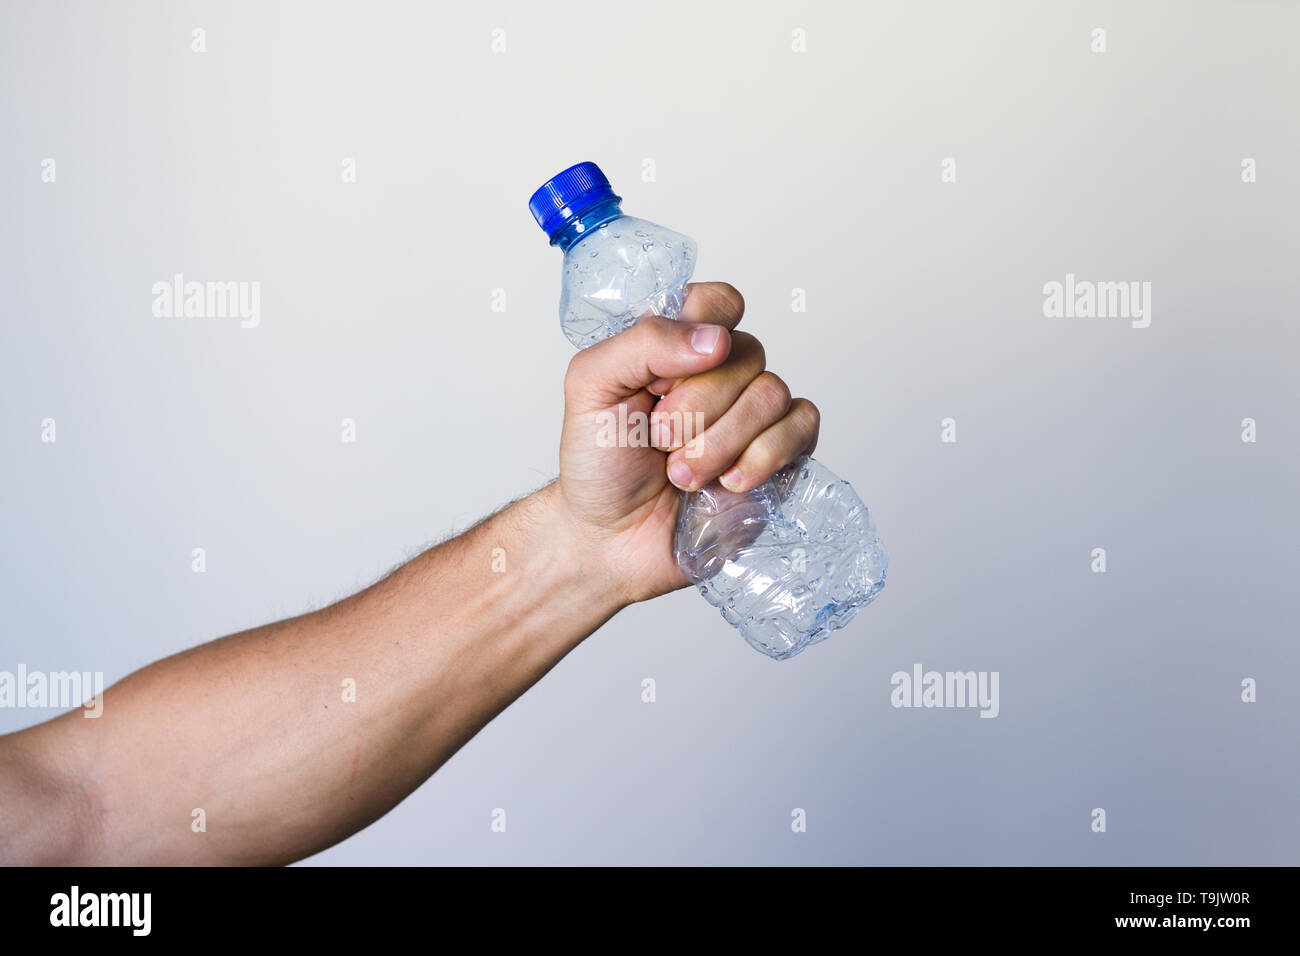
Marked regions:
[0,283,819,864]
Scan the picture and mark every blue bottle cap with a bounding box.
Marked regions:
[528,162,621,241]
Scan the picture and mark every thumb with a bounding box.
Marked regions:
[564,315,731,406]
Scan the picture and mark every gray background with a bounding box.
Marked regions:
[2,0,1297,865]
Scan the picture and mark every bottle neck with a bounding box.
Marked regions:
[552,198,624,251]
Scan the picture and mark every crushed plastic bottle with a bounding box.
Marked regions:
[529,162,886,659]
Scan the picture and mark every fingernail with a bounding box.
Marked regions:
[719,466,744,491]
[651,420,673,448]
[690,325,722,354]
[668,460,693,490]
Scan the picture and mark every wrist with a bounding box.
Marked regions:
[529,482,632,620]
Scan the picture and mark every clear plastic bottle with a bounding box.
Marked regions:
[529,162,886,659]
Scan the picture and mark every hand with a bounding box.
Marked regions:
[555,282,822,605]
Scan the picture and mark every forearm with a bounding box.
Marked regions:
[0,282,786,866]
[1,483,624,865]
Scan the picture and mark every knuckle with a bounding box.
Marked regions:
[730,331,766,370]
[711,282,745,318]
[634,314,673,343]
[752,371,792,420]
[745,432,784,472]
[619,316,675,364]
[563,352,591,395]
[791,397,821,433]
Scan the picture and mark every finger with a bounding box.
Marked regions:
[716,398,821,493]
[646,282,745,395]
[677,282,745,328]
[664,372,793,492]
[649,332,766,449]
[565,314,731,407]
